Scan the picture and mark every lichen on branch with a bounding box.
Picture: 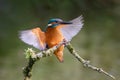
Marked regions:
[23,42,64,80]
[22,42,115,80]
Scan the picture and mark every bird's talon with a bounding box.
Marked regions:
[62,39,68,46]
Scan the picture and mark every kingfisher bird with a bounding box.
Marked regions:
[19,16,83,62]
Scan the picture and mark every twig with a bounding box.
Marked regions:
[22,42,115,80]
[66,42,115,80]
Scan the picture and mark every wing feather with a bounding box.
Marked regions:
[60,16,83,41]
[19,27,46,50]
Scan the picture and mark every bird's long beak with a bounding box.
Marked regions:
[60,21,72,24]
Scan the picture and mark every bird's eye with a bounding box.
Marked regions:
[55,21,58,23]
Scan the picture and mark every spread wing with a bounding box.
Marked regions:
[60,16,83,41]
[19,27,46,50]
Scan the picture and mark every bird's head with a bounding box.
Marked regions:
[47,18,72,28]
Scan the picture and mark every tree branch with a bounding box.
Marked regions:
[66,43,115,80]
[22,42,115,80]
[23,42,63,80]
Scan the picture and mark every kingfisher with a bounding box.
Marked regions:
[19,16,83,62]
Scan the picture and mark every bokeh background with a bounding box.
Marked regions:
[0,0,120,80]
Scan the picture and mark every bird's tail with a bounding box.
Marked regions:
[54,45,64,62]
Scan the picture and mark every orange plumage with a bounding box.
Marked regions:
[46,25,65,62]
[32,28,46,49]
[31,26,65,62]
[19,16,83,62]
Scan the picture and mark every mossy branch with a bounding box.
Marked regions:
[23,42,63,80]
[23,42,115,80]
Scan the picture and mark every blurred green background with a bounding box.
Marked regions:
[0,0,120,80]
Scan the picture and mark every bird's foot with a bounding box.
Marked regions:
[62,39,68,46]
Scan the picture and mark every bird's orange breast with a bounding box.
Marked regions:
[45,26,64,48]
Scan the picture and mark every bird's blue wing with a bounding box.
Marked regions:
[60,16,83,41]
